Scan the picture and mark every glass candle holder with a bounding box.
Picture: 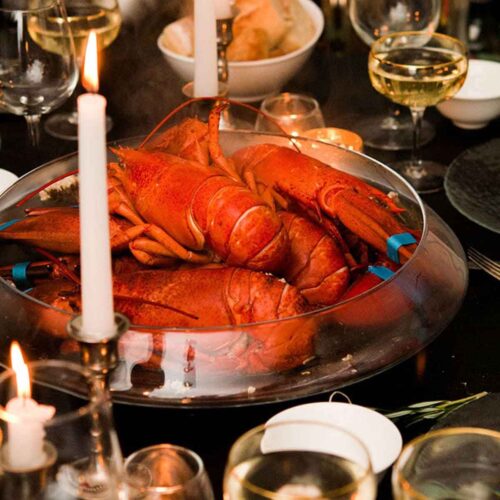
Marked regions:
[124,444,214,499]
[392,427,500,499]
[224,420,377,499]
[0,360,123,499]
[303,127,364,152]
[255,93,325,136]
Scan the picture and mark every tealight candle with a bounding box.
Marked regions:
[6,342,55,470]
[77,31,115,340]
[303,127,364,152]
[194,0,218,97]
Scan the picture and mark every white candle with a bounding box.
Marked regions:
[77,31,115,339]
[194,0,218,97]
[214,0,233,19]
[6,343,55,470]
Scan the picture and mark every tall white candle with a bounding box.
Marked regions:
[78,31,115,339]
[194,0,218,97]
[214,0,233,19]
[6,343,55,470]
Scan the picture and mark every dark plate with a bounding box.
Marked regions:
[431,393,500,432]
[444,138,500,234]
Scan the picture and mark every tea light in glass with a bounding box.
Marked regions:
[303,127,364,152]
[255,93,325,136]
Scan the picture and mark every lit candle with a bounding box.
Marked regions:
[78,31,115,339]
[6,343,55,470]
[214,0,233,19]
[194,0,218,97]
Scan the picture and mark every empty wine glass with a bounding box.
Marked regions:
[0,0,78,147]
[43,0,122,140]
[349,0,441,150]
[369,31,467,193]
[224,420,377,499]
[124,444,215,499]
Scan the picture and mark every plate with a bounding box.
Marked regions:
[444,139,500,233]
[0,131,468,408]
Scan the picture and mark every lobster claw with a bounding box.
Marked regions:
[321,188,418,265]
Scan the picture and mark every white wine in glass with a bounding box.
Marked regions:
[224,421,377,499]
[42,0,122,140]
[348,0,441,151]
[369,31,467,193]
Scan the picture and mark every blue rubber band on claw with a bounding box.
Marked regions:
[387,233,417,263]
[368,265,395,281]
[12,261,32,290]
[0,219,21,231]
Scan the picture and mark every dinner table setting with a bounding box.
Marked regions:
[0,0,499,498]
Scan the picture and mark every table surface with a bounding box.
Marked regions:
[0,3,499,498]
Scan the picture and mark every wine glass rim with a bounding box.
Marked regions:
[393,426,500,500]
[226,419,374,499]
[0,359,106,426]
[124,443,207,493]
[0,0,57,13]
[370,30,468,57]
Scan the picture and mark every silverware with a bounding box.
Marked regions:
[467,248,500,280]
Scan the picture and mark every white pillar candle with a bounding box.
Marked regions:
[77,31,115,339]
[6,343,55,470]
[214,0,233,19]
[194,0,218,97]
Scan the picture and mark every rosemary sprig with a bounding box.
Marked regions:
[378,391,489,427]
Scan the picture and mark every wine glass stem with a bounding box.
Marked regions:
[25,114,41,147]
[410,107,425,170]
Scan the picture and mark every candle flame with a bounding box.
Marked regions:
[82,31,99,93]
[10,342,31,399]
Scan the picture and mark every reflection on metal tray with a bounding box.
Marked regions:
[0,131,468,408]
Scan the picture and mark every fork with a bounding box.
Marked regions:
[467,248,500,281]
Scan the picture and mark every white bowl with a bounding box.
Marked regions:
[267,402,402,476]
[157,0,324,102]
[0,169,18,195]
[437,59,500,130]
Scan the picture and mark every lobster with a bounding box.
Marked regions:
[231,144,419,266]
[25,265,314,374]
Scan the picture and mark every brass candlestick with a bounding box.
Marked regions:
[216,17,234,83]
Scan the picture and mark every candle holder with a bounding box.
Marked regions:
[216,17,234,84]
[0,360,124,499]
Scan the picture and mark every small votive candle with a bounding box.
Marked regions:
[303,127,364,152]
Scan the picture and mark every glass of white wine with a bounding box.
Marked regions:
[0,0,78,147]
[349,0,441,151]
[39,0,122,140]
[392,427,500,499]
[224,420,377,499]
[369,31,468,193]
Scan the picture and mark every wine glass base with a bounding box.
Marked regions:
[356,115,435,151]
[392,160,447,194]
[45,112,113,141]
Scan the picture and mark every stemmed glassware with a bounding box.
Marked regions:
[43,0,122,140]
[0,0,78,147]
[369,31,467,193]
[349,0,441,150]
[224,420,377,499]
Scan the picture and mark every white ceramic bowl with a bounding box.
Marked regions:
[267,402,402,476]
[437,59,500,130]
[157,0,324,102]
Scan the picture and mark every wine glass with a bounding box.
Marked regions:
[255,93,325,136]
[349,0,441,150]
[124,444,215,499]
[43,0,122,140]
[369,31,467,193]
[0,0,78,147]
[392,427,500,499]
[224,420,377,499]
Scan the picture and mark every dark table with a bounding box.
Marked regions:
[0,4,499,498]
